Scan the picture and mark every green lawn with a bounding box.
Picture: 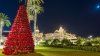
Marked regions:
[0,46,100,56]
[0,49,4,56]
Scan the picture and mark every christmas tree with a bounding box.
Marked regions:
[2,4,34,55]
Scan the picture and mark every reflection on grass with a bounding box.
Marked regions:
[18,52,44,56]
[5,52,44,56]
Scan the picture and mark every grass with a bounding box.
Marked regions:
[35,46,100,56]
[0,49,4,56]
[0,46,100,56]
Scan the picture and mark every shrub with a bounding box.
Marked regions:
[50,39,60,46]
[61,39,73,46]
[38,39,52,46]
[83,41,92,46]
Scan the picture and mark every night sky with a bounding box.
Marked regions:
[0,0,100,37]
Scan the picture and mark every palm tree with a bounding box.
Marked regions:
[0,13,11,45]
[27,0,44,37]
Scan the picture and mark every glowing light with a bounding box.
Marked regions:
[88,35,93,39]
[0,39,3,42]
[96,5,100,9]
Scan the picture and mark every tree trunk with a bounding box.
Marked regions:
[34,12,37,46]
[0,21,3,45]
[34,13,37,37]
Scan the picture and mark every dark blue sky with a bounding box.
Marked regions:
[0,0,100,37]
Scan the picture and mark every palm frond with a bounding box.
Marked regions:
[30,5,43,14]
[27,0,44,20]
[19,0,23,3]
[5,20,11,27]
[0,12,11,27]
[30,0,44,6]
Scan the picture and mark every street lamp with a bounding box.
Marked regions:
[88,35,93,39]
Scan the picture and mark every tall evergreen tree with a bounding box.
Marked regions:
[3,4,34,55]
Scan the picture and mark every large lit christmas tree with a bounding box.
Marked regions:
[2,4,34,55]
